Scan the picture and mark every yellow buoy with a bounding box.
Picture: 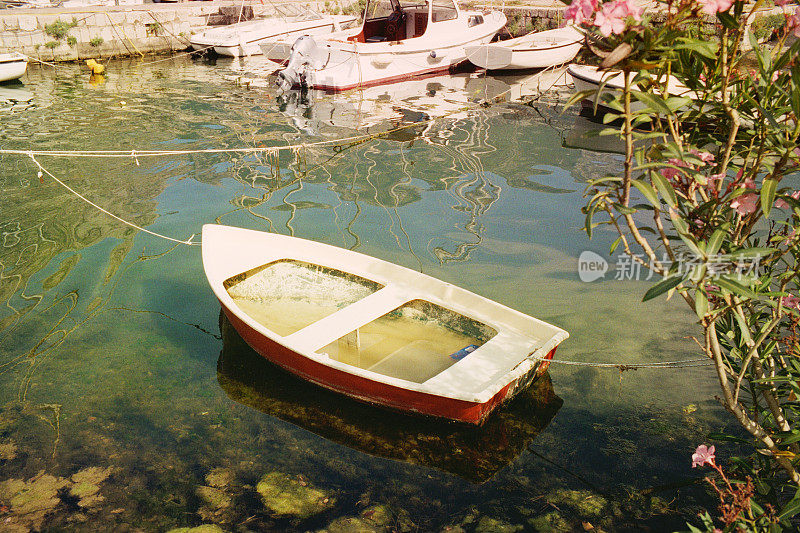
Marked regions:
[85,59,105,75]
[88,73,105,86]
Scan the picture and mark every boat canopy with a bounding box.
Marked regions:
[359,0,461,42]
[364,0,460,22]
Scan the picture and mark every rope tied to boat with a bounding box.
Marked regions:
[529,352,712,370]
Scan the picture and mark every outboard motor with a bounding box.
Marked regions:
[276,35,322,92]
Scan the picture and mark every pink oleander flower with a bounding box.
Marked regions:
[783,295,800,311]
[784,228,798,246]
[707,173,724,192]
[565,0,598,25]
[594,0,642,36]
[699,0,734,15]
[731,193,758,215]
[660,158,689,181]
[775,192,798,209]
[690,149,715,165]
[790,7,800,38]
[615,0,643,21]
[775,0,791,6]
[692,444,716,468]
[772,71,780,82]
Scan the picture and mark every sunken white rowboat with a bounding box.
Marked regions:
[202,224,568,425]
[465,25,583,70]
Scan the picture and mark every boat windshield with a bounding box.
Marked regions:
[319,300,497,383]
[365,0,427,21]
[431,0,457,22]
[270,3,324,21]
[224,260,383,337]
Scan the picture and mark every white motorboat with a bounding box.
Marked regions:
[190,9,358,58]
[0,53,27,83]
[464,25,583,70]
[271,0,506,92]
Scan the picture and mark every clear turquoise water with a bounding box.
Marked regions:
[0,56,735,531]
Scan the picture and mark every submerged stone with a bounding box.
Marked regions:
[528,511,569,532]
[69,466,114,508]
[166,525,226,533]
[318,504,393,532]
[205,468,234,489]
[256,472,333,519]
[548,489,608,517]
[0,473,69,530]
[0,442,17,461]
[196,485,232,510]
[474,516,524,533]
[70,466,114,486]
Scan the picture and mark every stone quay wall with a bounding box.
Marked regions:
[0,1,352,61]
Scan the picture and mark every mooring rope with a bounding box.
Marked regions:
[0,104,471,159]
[530,354,713,370]
[26,152,198,246]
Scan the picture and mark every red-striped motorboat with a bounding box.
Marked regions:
[202,224,568,425]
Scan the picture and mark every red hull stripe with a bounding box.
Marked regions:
[311,63,460,93]
[222,302,556,424]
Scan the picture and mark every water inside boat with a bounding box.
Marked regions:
[319,299,497,383]
[224,259,383,336]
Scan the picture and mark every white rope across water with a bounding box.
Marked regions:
[530,354,713,369]
[0,130,412,158]
[26,153,199,246]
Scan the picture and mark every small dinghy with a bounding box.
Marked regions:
[0,52,27,83]
[567,63,693,111]
[465,25,583,70]
[202,224,568,425]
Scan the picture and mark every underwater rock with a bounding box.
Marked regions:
[317,504,392,532]
[527,511,570,532]
[166,525,226,533]
[197,469,235,521]
[0,472,69,530]
[474,516,524,533]
[205,468,234,489]
[255,472,333,519]
[69,466,114,509]
[548,489,608,517]
[0,442,17,461]
[197,486,232,509]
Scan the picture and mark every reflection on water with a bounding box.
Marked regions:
[0,57,734,531]
[218,311,561,483]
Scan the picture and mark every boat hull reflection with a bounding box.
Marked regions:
[217,311,562,483]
